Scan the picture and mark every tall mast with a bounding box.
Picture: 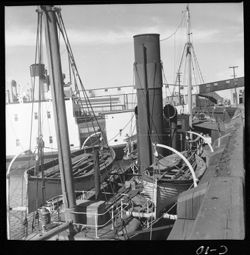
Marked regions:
[42,5,77,222]
[186,4,193,128]
[177,72,182,105]
[37,9,45,205]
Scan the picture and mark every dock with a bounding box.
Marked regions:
[168,106,245,239]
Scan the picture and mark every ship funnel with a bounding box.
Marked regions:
[11,80,18,102]
[133,34,164,172]
[30,64,46,101]
[163,104,177,150]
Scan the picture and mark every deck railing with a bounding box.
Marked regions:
[66,196,133,238]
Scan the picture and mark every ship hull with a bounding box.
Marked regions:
[118,153,207,239]
[25,147,115,213]
[142,154,207,213]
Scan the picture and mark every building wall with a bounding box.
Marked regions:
[85,85,135,97]
[80,86,137,113]
[6,99,80,156]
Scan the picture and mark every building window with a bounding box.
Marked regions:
[34,112,38,120]
[104,88,108,92]
[47,111,51,119]
[214,82,218,86]
[49,136,53,143]
[14,114,18,122]
[16,139,20,147]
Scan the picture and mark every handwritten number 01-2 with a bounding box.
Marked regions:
[196,245,228,255]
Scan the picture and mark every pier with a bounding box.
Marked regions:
[168,106,245,239]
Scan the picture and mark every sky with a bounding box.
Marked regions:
[5,3,244,97]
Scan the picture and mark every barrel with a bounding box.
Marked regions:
[40,207,51,226]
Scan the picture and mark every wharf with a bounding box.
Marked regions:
[168,106,245,239]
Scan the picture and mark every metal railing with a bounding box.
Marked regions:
[52,191,155,239]
[75,93,137,115]
[64,197,132,238]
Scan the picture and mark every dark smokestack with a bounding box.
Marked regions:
[11,80,18,102]
[133,34,164,172]
[30,64,46,101]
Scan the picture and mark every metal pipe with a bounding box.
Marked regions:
[32,222,72,240]
[94,150,100,200]
[162,212,177,220]
[186,131,214,152]
[124,210,155,218]
[134,106,141,169]
[111,205,114,230]
[81,131,101,149]
[95,214,98,238]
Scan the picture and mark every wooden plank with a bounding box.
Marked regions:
[161,174,175,179]
[176,182,208,220]
[167,219,195,240]
[189,176,244,239]
[169,169,179,173]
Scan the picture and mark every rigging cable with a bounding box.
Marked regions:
[55,10,106,148]
[160,11,185,41]
[171,43,187,98]
[191,45,204,84]
[29,9,41,152]
[182,47,188,104]
[55,9,118,195]
[60,36,99,148]
[173,33,176,85]
[106,114,135,144]
[191,57,198,89]
[161,63,173,103]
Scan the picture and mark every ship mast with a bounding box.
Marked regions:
[186,4,193,128]
[37,9,45,205]
[42,5,77,222]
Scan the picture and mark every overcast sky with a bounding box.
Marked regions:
[5,3,244,95]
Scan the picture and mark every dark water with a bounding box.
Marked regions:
[7,158,55,240]
[8,169,29,240]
